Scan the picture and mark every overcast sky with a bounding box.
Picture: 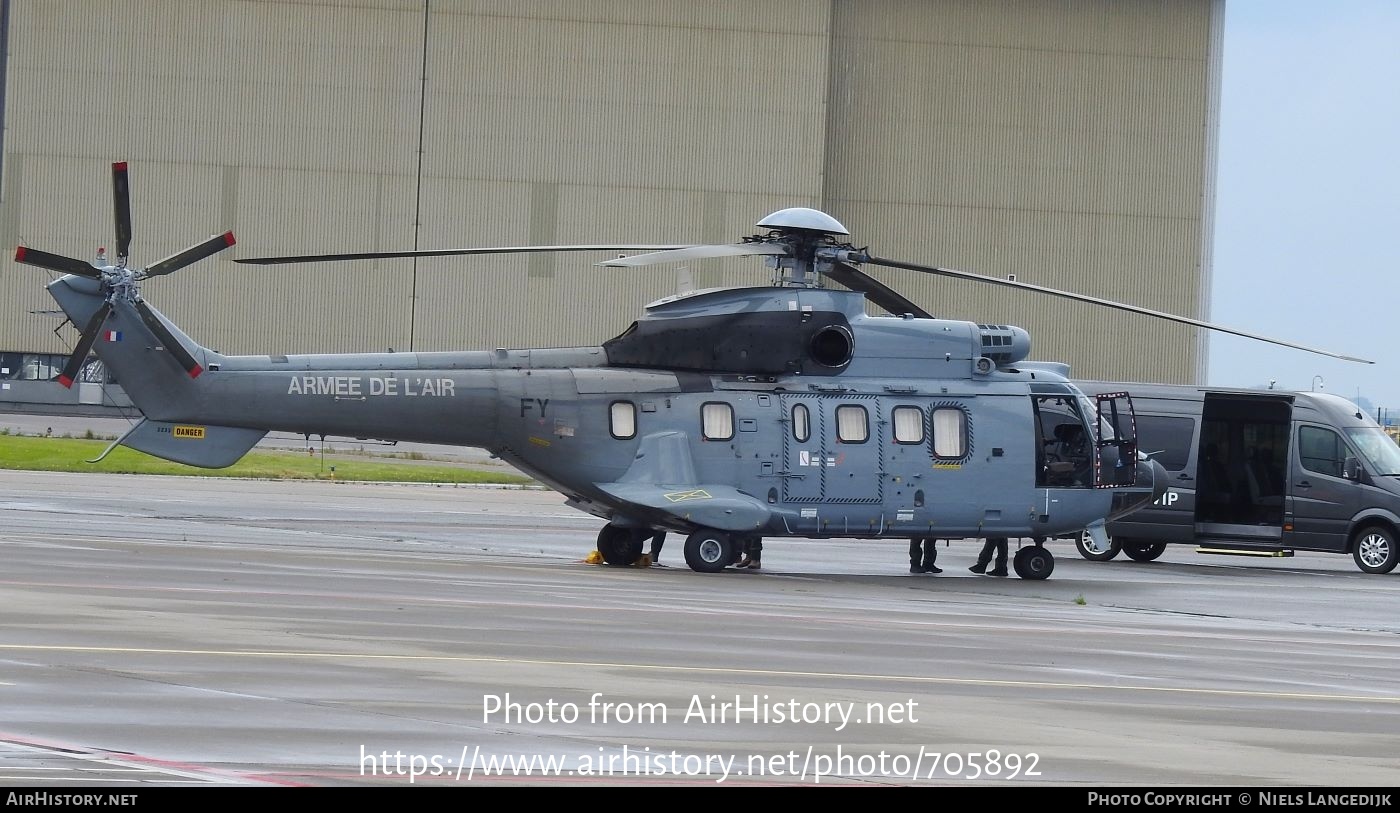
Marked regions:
[1209,0,1399,414]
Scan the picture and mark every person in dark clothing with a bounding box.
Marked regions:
[648,531,666,565]
[909,537,941,574]
[734,537,762,570]
[969,537,1009,577]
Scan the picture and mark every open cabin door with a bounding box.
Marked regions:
[1095,392,1140,487]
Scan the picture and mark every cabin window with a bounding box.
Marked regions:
[932,407,966,459]
[609,401,636,439]
[836,405,868,443]
[792,403,810,443]
[892,406,924,444]
[1299,426,1346,478]
[702,402,734,441]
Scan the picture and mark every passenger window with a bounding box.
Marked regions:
[932,408,966,459]
[1299,426,1345,478]
[892,406,924,444]
[835,405,868,443]
[792,403,810,443]
[702,402,734,441]
[609,401,636,439]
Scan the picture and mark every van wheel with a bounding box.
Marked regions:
[1352,526,1399,574]
[1075,530,1121,562]
[597,525,644,566]
[685,529,734,574]
[1122,540,1167,563]
[1013,546,1055,580]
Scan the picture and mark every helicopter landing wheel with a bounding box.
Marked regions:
[597,524,645,566]
[1075,530,1122,561]
[684,529,734,574]
[1012,545,1055,580]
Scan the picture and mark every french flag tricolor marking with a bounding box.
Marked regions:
[104,330,122,342]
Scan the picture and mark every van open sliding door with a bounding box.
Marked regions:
[1194,394,1293,545]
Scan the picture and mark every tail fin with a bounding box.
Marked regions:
[48,276,269,468]
[47,275,211,422]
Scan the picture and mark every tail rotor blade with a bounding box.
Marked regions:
[112,161,132,260]
[56,301,113,388]
[134,299,203,378]
[14,246,102,279]
[144,231,236,278]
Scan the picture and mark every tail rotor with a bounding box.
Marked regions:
[13,161,235,386]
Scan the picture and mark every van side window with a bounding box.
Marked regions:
[1299,426,1346,478]
[932,407,966,459]
[1134,415,1194,471]
[892,406,924,444]
[609,400,636,439]
[702,402,734,441]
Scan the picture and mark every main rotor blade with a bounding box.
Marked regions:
[133,299,203,378]
[112,161,132,260]
[14,246,102,279]
[144,231,236,277]
[234,245,690,265]
[598,243,790,268]
[864,255,1373,364]
[57,301,113,388]
[823,263,932,319]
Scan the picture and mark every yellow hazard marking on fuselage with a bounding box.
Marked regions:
[664,489,712,502]
[172,425,206,440]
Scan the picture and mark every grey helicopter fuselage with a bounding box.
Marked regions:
[47,272,1164,553]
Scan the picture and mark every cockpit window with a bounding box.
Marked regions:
[1345,427,1400,476]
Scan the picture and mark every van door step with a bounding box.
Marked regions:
[1195,546,1295,558]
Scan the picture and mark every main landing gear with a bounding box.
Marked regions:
[684,529,735,573]
[596,524,646,566]
[1012,539,1055,580]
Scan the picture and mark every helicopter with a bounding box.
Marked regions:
[15,163,1370,579]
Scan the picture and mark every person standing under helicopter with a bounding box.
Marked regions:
[734,537,762,570]
[909,537,941,574]
[969,536,1009,577]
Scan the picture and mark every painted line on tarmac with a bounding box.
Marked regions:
[2,643,1397,705]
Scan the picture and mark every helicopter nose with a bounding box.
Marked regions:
[1138,458,1169,504]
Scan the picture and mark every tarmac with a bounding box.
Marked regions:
[1,469,1397,786]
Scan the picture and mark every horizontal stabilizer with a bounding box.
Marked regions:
[598,482,770,533]
[119,419,266,468]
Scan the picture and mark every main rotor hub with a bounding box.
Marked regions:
[755,207,849,236]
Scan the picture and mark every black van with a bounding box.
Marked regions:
[1068,381,1400,574]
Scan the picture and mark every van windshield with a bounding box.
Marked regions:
[1345,428,1400,476]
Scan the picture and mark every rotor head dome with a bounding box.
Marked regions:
[755,207,849,235]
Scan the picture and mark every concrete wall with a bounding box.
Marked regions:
[1,0,1219,384]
